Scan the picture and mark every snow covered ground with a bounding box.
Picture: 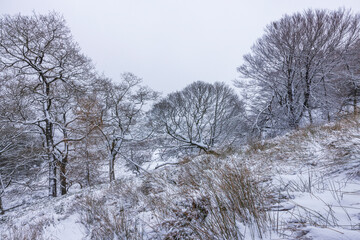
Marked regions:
[1,117,360,239]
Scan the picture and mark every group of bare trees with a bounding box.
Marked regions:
[0,12,158,210]
[237,9,360,136]
[1,8,360,211]
[0,10,246,210]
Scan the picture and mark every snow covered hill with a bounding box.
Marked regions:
[1,116,360,239]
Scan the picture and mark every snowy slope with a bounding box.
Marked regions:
[243,118,360,239]
[1,117,360,239]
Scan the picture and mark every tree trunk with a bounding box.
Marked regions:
[322,77,331,123]
[47,133,57,197]
[109,152,116,182]
[303,63,313,126]
[0,196,4,215]
[304,80,313,125]
[60,117,69,196]
[86,162,91,186]
[287,78,297,129]
[43,80,57,197]
[49,159,57,197]
[354,87,358,115]
[109,138,122,182]
[60,156,68,195]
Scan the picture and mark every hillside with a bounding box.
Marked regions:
[1,116,360,239]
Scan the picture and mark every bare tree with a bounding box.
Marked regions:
[337,39,360,115]
[151,81,245,154]
[0,125,21,214]
[69,88,107,188]
[51,81,93,195]
[0,12,94,197]
[94,73,158,182]
[0,125,42,214]
[237,9,360,134]
[0,71,44,212]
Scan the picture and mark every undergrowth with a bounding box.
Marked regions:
[76,194,144,240]
[151,157,270,240]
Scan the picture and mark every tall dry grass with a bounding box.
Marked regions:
[153,157,270,240]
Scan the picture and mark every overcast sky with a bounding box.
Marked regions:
[1,0,360,94]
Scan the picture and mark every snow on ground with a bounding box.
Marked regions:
[1,118,360,239]
[252,120,360,239]
[43,214,85,240]
[305,226,360,240]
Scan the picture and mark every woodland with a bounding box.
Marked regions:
[1,8,360,239]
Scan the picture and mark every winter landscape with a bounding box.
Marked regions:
[1,1,360,240]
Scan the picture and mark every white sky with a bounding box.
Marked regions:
[1,0,360,94]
